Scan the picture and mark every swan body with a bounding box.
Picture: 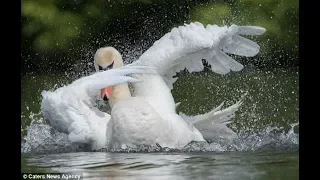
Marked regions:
[110,97,204,149]
[41,22,266,151]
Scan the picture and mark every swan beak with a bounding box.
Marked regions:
[101,86,113,100]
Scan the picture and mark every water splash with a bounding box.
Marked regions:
[21,112,91,155]
[21,110,298,155]
[100,122,299,153]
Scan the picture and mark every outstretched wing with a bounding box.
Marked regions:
[132,22,265,89]
[41,65,155,150]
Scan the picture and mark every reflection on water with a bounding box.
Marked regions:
[22,151,298,180]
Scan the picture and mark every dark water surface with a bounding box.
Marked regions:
[22,151,298,180]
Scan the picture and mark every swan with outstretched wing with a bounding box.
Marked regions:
[42,22,266,150]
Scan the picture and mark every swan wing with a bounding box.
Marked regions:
[132,22,265,89]
[41,65,155,150]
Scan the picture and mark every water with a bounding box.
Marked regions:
[21,151,298,180]
[21,53,299,179]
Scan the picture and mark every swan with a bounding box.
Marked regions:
[41,21,266,151]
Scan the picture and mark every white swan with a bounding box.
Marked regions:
[41,22,266,151]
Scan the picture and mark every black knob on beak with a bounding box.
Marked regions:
[103,95,109,101]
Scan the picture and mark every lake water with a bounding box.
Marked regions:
[21,151,298,180]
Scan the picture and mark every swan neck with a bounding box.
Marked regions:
[109,82,131,108]
[113,54,124,68]
[108,50,130,107]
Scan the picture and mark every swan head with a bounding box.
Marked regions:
[94,46,123,71]
[94,46,124,101]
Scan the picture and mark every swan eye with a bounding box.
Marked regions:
[106,61,114,69]
[98,65,104,71]
[98,61,114,71]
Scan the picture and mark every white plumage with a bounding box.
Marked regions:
[132,22,265,89]
[128,22,265,143]
[41,66,156,150]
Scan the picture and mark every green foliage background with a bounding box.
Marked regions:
[22,0,298,76]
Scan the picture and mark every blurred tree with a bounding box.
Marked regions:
[21,0,298,76]
[22,0,193,75]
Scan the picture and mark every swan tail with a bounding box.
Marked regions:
[132,22,265,89]
[182,93,246,125]
[179,98,242,126]
[179,93,247,141]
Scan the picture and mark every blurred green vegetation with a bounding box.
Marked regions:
[22,0,298,76]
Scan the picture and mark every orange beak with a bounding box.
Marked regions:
[101,86,113,101]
